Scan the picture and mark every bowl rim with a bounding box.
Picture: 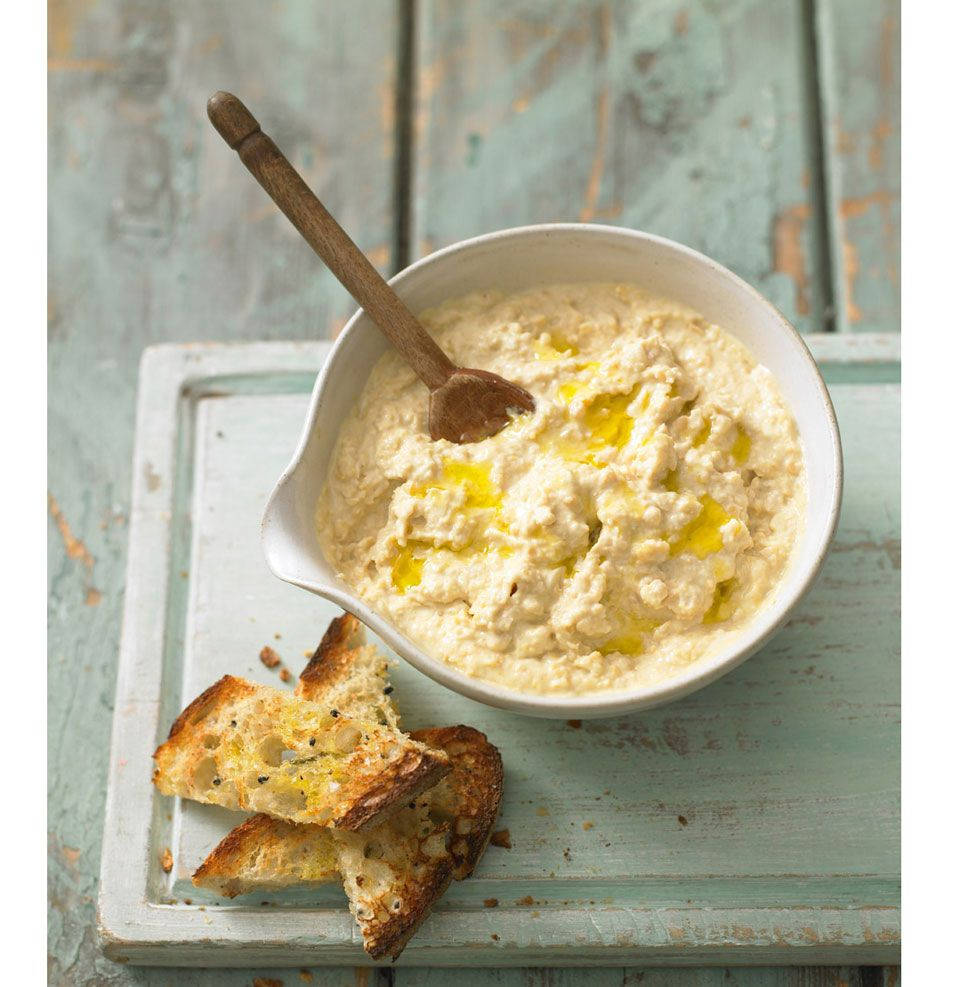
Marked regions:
[262,222,843,718]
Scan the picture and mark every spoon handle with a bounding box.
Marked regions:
[207,91,456,391]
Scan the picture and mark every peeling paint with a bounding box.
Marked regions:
[48,0,104,70]
[772,204,812,315]
[144,462,162,492]
[834,122,856,154]
[869,118,893,171]
[843,239,863,323]
[580,81,609,222]
[580,6,611,222]
[839,188,895,221]
[364,243,390,269]
[49,494,94,569]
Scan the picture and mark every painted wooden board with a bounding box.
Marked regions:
[394,970,899,987]
[815,0,900,333]
[97,336,899,967]
[412,0,830,333]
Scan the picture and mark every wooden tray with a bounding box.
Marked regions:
[97,337,900,967]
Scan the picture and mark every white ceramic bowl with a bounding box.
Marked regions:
[262,224,842,719]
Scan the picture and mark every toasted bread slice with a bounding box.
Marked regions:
[153,675,449,830]
[191,811,340,897]
[193,616,400,896]
[296,614,399,730]
[408,726,503,880]
[333,795,453,959]
[192,724,503,959]
[334,725,503,958]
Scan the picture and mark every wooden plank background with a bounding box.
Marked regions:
[48,0,899,982]
[414,0,830,333]
[815,0,900,334]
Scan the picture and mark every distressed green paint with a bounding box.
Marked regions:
[97,340,898,970]
[396,970,895,986]
[815,0,900,332]
[47,1,397,983]
[414,0,830,332]
[49,0,898,981]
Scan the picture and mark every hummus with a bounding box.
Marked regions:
[317,283,806,695]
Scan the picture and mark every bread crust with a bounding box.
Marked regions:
[192,813,338,897]
[334,747,450,831]
[357,850,454,961]
[410,726,504,880]
[298,614,367,695]
[163,675,255,743]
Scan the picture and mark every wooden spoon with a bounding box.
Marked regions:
[207,91,535,443]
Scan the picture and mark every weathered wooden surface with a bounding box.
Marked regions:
[815,0,900,333]
[48,0,900,982]
[394,971,899,987]
[48,1,398,983]
[413,0,830,333]
[98,338,898,970]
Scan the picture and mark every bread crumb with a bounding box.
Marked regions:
[483,898,499,908]
[491,828,512,849]
[303,650,313,658]
[253,980,284,987]
[582,820,594,830]
[299,972,313,983]
[275,632,282,640]
[566,719,582,728]
[678,815,688,826]
[491,933,500,941]
[260,645,281,668]
[182,898,191,905]
[517,895,534,906]
[536,806,549,816]
[160,848,173,873]
[279,667,292,683]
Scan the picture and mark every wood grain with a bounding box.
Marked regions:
[412,0,831,333]
[815,0,900,332]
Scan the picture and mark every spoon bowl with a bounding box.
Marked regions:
[429,367,535,443]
